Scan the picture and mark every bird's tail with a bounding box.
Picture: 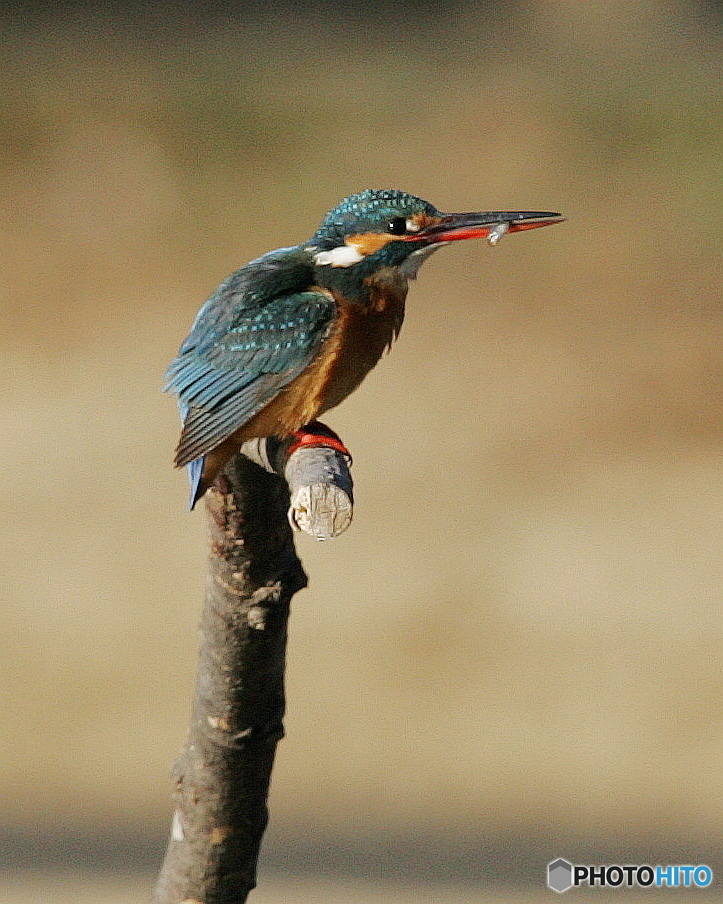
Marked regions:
[176,399,206,509]
[186,456,206,510]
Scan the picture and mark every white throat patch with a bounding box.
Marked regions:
[313,243,365,267]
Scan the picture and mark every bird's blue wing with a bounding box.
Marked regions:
[165,247,336,506]
[177,246,314,358]
[165,283,336,468]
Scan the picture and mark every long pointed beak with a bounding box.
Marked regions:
[411,210,564,244]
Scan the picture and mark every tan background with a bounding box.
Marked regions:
[1,2,722,901]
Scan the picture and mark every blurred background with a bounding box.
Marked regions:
[1,1,722,901]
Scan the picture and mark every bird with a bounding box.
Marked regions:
[165,189,563,507]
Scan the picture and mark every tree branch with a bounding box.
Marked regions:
[241,436,353,540]
[153,438,353,903]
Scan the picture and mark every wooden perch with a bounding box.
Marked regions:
[241,437,354,540]
[152,438,353,904]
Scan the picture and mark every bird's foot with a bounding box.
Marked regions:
[286,421,352,463]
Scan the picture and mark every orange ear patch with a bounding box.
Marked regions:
[346,232,396,256]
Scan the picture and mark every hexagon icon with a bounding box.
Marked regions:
[548,859,573,892]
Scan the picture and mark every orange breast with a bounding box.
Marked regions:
[236,275,407,442]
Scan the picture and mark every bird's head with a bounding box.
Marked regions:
[309,188,563,283]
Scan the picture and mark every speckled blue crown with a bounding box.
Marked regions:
[315,189,438,240]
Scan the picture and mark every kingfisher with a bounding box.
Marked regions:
[166,189,562,507]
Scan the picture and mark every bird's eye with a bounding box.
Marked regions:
[387,217,408,236]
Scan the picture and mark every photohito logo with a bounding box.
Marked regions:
[547,859,713,892]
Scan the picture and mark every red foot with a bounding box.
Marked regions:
[286,421,352,463]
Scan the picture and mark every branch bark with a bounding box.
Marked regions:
[153,439,352,904]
